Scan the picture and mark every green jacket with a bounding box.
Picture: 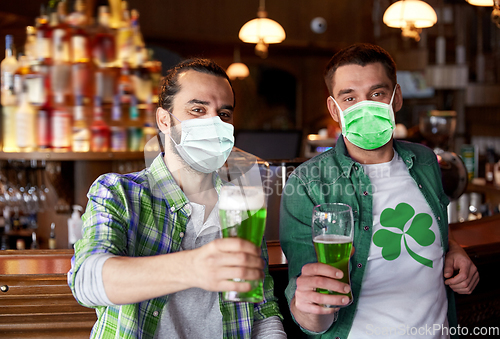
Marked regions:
[279,137,457,339]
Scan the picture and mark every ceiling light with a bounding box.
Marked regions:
[465,0,493,6]
[239,0,286,58]
[383,0,437,41]
[227,46,249,80]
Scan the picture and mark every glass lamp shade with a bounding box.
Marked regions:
[239,17,286,44]
[383,0,437,29]
[465,0,493,6]
[226,62,250,80]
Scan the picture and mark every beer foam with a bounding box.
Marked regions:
[219,186,265,210]
[313,234,352,244]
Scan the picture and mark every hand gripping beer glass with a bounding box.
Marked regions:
[219,185,267,303]
[312,203,354,308]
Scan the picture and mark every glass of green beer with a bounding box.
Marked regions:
[312,202,354,308]
[219,185,267,303]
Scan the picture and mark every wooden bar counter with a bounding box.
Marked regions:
[0,219,499,338]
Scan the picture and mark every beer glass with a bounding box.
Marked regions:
[219,185,267,303]
[312,202,354,308]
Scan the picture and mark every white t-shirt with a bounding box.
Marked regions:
[348,152,449,339]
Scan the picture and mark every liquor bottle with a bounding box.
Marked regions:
[1,35,18,106]
[2,35,19,152]
[130,9,147,68]
[110,95,127,152]
[68,0,92,99]
[49,223,57,249]
[15,83,37,152]
[31,231,39,249]
[117,61,133,104]
[24,26,37,63]
[127,95,143,151]
[72,95,90,152]
[51,92,72,151]
[51,2,70,64]
[143,96,158,152]
[35,5,52,65]
[131,52,152,104]
[37,75,52,149]
[146,49,162,102]
[116,0,133,67]
[92,6,117,68]
[90,96,110,152]
[50,10,71,98]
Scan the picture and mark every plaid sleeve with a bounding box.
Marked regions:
[68,173,133,308]
[253,239,284,321]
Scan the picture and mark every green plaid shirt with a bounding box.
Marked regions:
[68,154,282,339]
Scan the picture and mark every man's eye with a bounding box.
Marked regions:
[218,112,232,121]
[345,97,355,102]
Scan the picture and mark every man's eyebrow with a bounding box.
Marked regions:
[369,83,390,91]
[336,88,353,97]
[220,104,234,112]
[187,99,209,105]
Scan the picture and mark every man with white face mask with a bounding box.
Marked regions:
[68,59,285,339]
[280,44,478,339]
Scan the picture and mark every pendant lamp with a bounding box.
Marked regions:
[239,0,286,58]
[465,0,493,6]
[227,47,250,80]
[383,0,437,41]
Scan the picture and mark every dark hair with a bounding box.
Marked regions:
[158,58,235,111]
[324,43,397,96]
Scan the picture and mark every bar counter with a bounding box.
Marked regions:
[0,218,499,338]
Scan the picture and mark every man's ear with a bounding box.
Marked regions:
[156,107,170,134]
[394,84,403,113]
[327,96,340,123]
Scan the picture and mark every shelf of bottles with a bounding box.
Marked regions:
[0,0,162,161]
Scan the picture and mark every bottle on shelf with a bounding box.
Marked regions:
[48,222,57,249]
[31,231,39,249]
[37,75,52,149]
[90,96,110,152]
[92,6,117,68]
[1,35,19,152]
[15,82,37,152]
[68,0,92,99]
[116,0,133,67]
[50,10,72,98]
[143,95,158,152]
[72,95,90,152]
[110,94,127,152]
[485,147,496,184]
[131,52,152,104]
[51,92,72,151]
[130,9,147,68]
[35,5,52,66]
[127,95,143,152]
[117,61,133,104]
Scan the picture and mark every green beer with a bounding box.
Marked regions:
[313,234,353,301]
[219,186,267,303]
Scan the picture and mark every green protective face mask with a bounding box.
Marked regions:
[331,86,397,150]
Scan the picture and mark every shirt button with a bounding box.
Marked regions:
[153,310,159,317]
[437,217,441,221]
[170,206,175,212]
[179,232,185,238]
[354,165,358,170]
[357,263,363,268]
[363,191,368,196]
[364,226,369,231]
[418,184,422,189]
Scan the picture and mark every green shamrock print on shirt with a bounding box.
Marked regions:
[373,203,435,268]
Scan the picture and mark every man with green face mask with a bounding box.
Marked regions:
[280,43,479,339]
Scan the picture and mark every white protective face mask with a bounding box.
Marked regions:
[167,113,235,173]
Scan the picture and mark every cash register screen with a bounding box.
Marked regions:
[234,130,302,160]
